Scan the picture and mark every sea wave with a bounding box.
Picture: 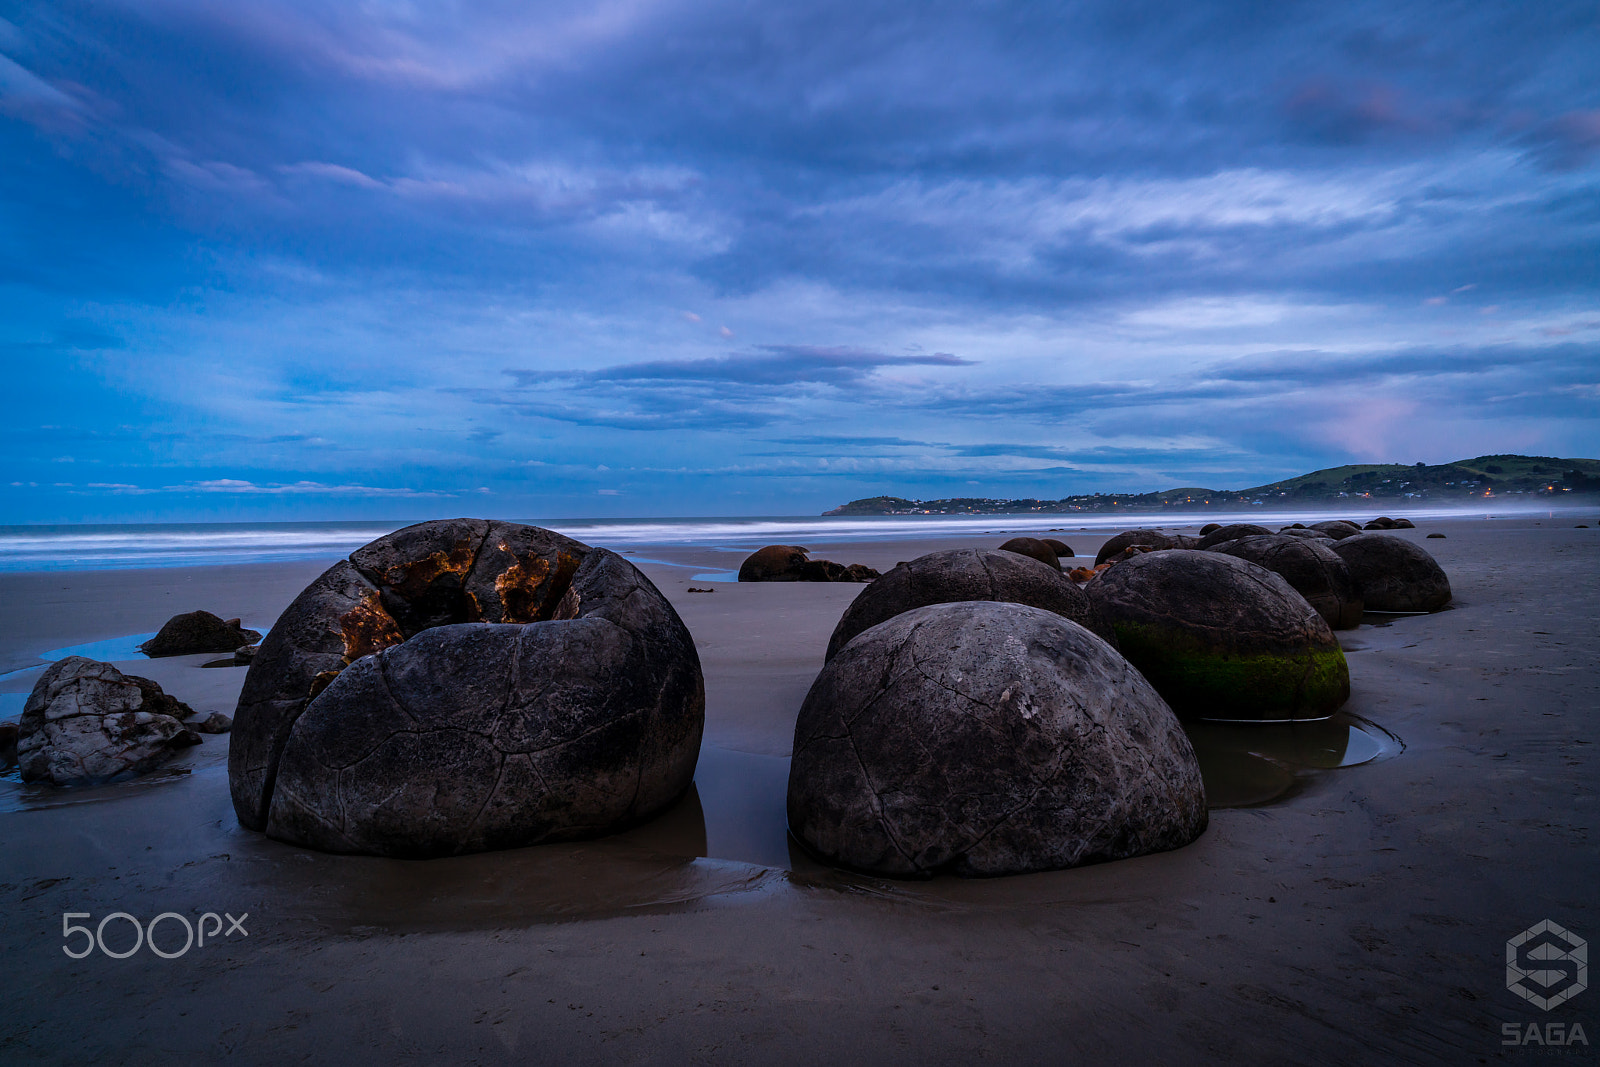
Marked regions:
[0,504,1567,572]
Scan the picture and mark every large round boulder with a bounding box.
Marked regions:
[1309,520,1362,540]
[789,601,1207,877]
[1195,523,1272,550]
[1275,526,1333,541]
[1086,550,1350,720]
[1041,538,1076,559]
[1094,529,1173,566]
[1329,534,1451,612]
[997,536,1060,569]
[1212,535,1363,630]
[229,519,704,857]
[18,657,200,785]
[824,548,1115,661]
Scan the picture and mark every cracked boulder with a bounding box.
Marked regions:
[1329,533,1451,612]
[18,657,199,785]
[1212,534,1363,630]
[1086,550,1350,721]
[229,519,704,857]
[824,548,1116,662]
[789,601,1206,878]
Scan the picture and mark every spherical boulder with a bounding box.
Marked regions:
[789,601,1207,878]
[1094,529,1174,566]
[997,536,1060,569]
[1200,523,1222,535]
[824,548,1115,661]
[1086,550,1350,720]
[1041,538,1076,559]
[738,545,815,581]
[1310,520,1362,540]
[1329,534,1451,612]
[1213,535,1363,630]
[1195,523,1272,550]
[230,519,704,857]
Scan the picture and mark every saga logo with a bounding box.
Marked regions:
[1508,921,1587,1011]
[1502,1022,1589,1047]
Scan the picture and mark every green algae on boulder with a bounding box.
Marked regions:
[1086,550,1349,721]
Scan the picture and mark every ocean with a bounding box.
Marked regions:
[0,504,1563,572]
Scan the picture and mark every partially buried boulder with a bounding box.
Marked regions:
[1086,550,1350,720]
[1276,526,1333,541]
[789,601,1207,878]
[1094,529,1173,566]
[230,519,705,857]
[1195,523,1272,550]
[738,545,879,583]
[1212,535,1363,630]
[824,548,1116,661]
[139,611,261,657]
[997,537,1060,570]
[17,657,199,785]
[1329,534,1451,612]
[1310,520,1362,540]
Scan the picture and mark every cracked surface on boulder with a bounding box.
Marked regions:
[18,657,198,785]
[825,548,1117,661]
[229,519,704,856]
[790,601,1206,878]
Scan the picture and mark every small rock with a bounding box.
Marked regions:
[0,721,17,765]
[200,657,239,669]
[685,587,715,593]
[1427,533,1446,539]
[140,611,261,657]
[197,712,233,734]
[234,644,258,665]
[18,658,197,785]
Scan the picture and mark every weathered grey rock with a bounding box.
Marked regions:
[139,611,262,657]
[1276,526,1333,541]
[997,536,1060,569]
[231,519,704,856]
[1041,538,1076,559]
[1094,530,1174,566]
[1329,534,1452,612]
[1310,520,1362,540]
[1086,551,1350,720]
[790,601,1206,878]
[825,548,1117,661]
[1194,523,1272,550]
[17,657,199,785]
[1213,535,1363,630]
[197,712,233,734]
[738,545,877,583]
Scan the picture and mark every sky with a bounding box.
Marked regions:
[1,0,1597,523]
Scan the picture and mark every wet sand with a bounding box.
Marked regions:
[1,516,1596,1063]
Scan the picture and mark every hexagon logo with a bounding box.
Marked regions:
[1507,921,1587,1010]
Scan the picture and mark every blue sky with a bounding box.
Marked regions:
[1,0,1597,522]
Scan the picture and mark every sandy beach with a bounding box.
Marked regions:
[1,515,1596,1063]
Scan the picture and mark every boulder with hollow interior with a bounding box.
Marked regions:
[230,519,704,857]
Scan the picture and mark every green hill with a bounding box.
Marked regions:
[823,454,1600,515]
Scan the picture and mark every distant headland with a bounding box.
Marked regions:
[823,453,1600,516]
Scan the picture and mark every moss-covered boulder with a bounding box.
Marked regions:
[1086,550,1349,720]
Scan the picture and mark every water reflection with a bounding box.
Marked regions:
[1183,713,1397,808]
